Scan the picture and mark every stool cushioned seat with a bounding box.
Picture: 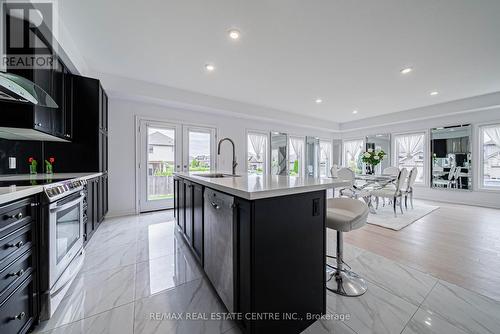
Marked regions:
[326,198,369,232]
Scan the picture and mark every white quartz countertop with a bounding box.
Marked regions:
[174,172,350,200]
[0,172,103,205]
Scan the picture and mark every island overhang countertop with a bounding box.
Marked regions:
[174,172,350,200]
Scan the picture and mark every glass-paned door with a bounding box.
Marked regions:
[182,126,217,173]
[139,121,181,212]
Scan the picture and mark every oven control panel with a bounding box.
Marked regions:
[44,179,87,201]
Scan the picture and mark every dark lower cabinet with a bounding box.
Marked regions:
[173,177,203,263]
[191,183,204,262]
[0,196,39,334]
[83,175,108,245]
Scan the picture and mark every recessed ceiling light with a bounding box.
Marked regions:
[315,98,323,104]
[430,91,439,96]
[205,64,215,72]
[400,67,413,74]
[352,110,358,114]
[228,29,240,40]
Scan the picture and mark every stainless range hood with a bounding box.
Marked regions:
[0,71,58,108]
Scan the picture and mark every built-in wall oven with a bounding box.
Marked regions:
[40,178,87,320]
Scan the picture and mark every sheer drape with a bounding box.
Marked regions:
[249,133,266,160]
[344,140,363,166]
[398,134,423,160]
[484,127,500,148]
[290,137,304,158]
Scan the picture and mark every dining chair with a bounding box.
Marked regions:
[371,168,408,217]
[403,167,418,209]
[433,166,456,188]
[383,166,400,176]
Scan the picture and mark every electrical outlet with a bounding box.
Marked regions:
[8,157,16,169]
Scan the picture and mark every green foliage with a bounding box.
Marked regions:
[361,149,386,166]
[293,160,299,174]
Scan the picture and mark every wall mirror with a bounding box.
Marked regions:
[305,136,320,177]
[270,132,288,175]
[365,134,391,174]
[431,124,472,190]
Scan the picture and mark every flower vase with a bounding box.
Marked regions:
[366,164,374,175]
[29,164,37,174]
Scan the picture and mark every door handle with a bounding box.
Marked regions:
[211,202,220,210]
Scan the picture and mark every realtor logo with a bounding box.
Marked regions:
[1,0,55,69]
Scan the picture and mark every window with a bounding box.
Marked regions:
[343,139,364,174]
[394,133,425,183]
[480,124,500,188]
[247,132,268,175]
[320,140,332,177]
[289,136,304,176]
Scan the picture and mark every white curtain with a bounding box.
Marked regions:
[484,127,500,147]
[344,140,363,166]
[290,137,304,158]
[249,133,266,160]
[398,134,423,161]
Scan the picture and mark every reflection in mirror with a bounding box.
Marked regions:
[305,136,320,177]
[365,134,391,174]
[431,124,472,190]
[270,132,288,175]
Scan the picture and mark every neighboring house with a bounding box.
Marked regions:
[148,131,174,175]
[484,139,500,179]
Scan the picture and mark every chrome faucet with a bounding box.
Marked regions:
[217,137,238,175]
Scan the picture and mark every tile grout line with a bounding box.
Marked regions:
[398,279,439,334]
[37,301,136,334]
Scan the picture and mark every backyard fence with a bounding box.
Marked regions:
[148,175,174,197]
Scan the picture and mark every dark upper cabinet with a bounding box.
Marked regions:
[0,14,73,141]
[44,75,108,173]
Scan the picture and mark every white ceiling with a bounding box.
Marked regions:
[58,0,500,122]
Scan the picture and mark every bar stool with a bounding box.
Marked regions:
[326,198,369,296]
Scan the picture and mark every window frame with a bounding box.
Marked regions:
[288,135,306,177]
[246,129,270,175]
[319,139,333,177]
[391,131,427,185]
[342,138,365,174]
[479,123,500,191]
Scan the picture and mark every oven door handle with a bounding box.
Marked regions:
[50,194,85,213]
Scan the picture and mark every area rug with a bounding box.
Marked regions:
[367,204,439,230]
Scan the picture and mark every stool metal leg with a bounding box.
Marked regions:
[326,231,367,297]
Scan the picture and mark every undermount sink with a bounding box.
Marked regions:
[194,173,240,178]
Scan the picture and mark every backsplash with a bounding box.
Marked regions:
[0,139,43,174]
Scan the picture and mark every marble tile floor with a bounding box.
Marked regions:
[34,210,500,334]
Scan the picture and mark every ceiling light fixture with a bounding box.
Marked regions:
[430,91,439,96]
[205,64,215,72]
[400,67,413,74]
[315,98,323,104]
[228,29,240,40]
[352,110,358,114]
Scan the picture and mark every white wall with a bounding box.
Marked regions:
[341,107,500,209]
[108,98,335,216]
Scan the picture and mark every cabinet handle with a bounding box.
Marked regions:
[9,212,23,220]
[7,241,24,248]
[7,269,24,277]
[211,202,220,210]
[35,123,42,127]
[12,312,26,320]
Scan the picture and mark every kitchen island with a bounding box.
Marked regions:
[173,172,349,334]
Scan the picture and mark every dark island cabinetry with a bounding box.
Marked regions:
[173,175,326,334]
